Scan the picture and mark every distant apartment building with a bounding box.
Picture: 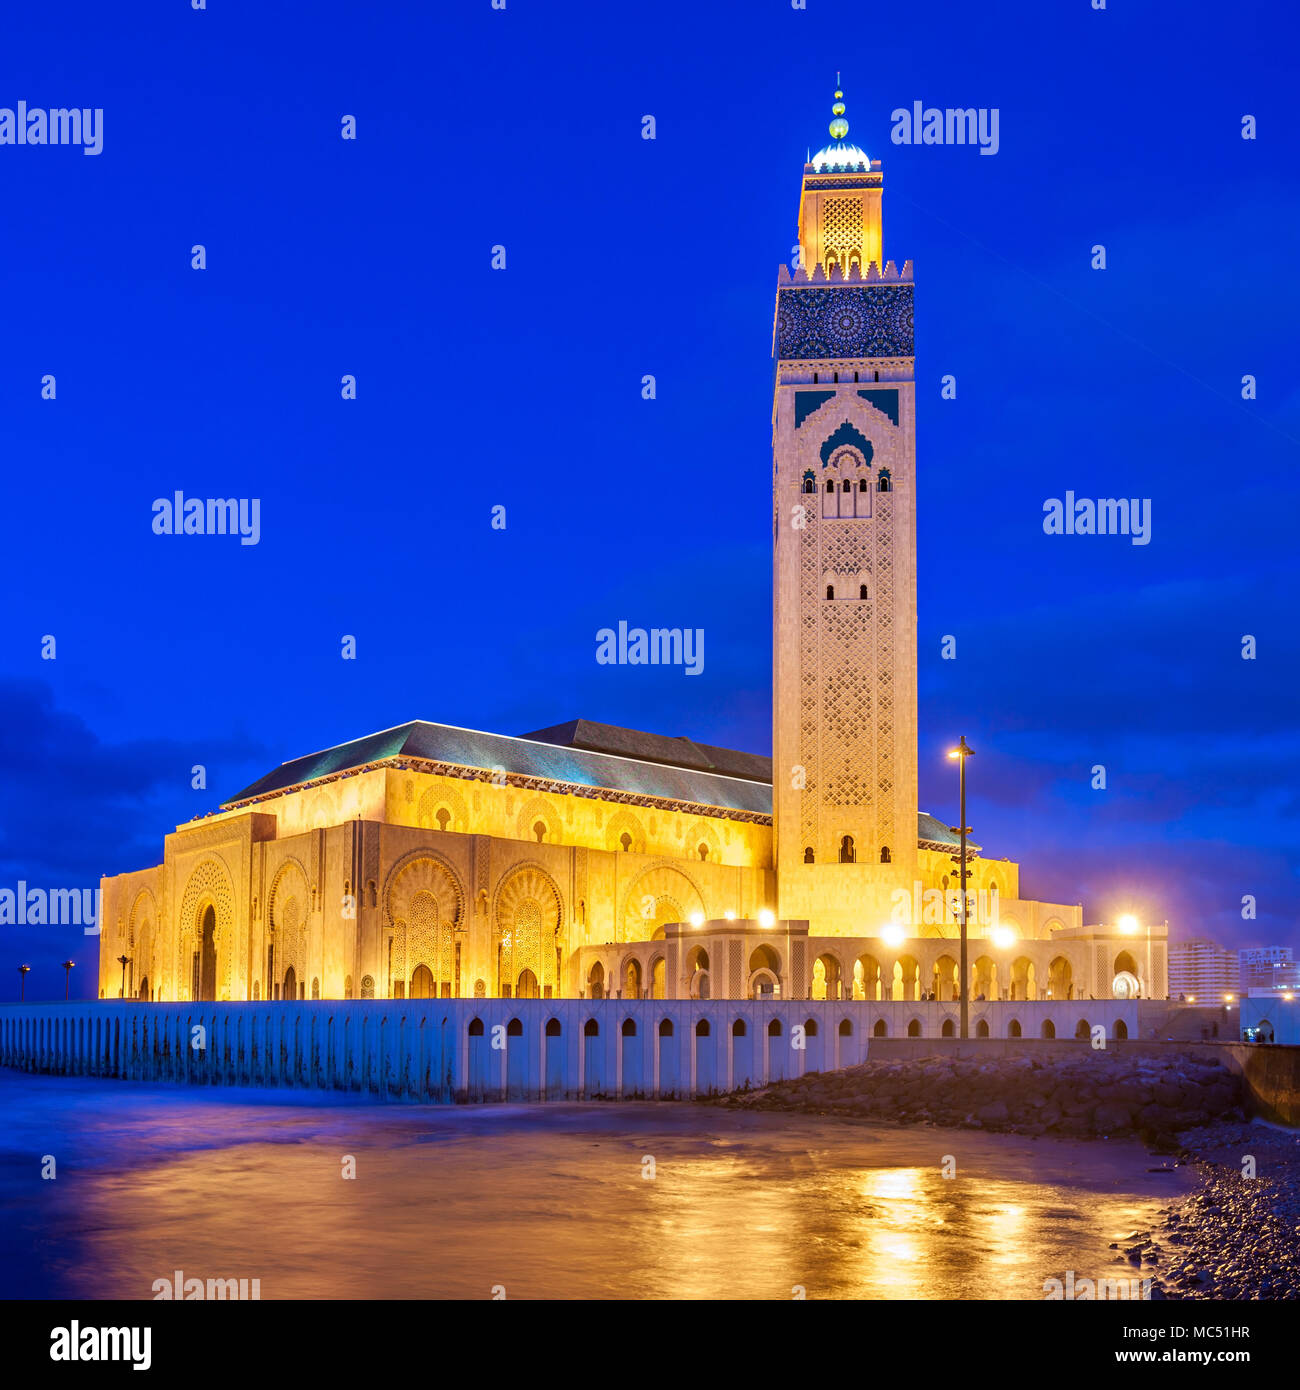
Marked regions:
[1168,938,1240,1001]
[1239,946,1300,993]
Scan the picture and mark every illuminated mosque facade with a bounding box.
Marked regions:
[98,91,1167,1011]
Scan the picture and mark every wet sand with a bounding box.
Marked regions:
[0,1073,1194,1299]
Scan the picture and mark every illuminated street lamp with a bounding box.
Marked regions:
[61,959,75,1001]
[18,964,31,1002]
[947,737,975,1038]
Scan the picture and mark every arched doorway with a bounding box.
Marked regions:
[1010,956,1037,1000]
[853,954,882,1001]
[198,904,217,1001]
[587,961,605,1000]
[516,969,539,999]
[410,964,434,998]
[137,976,149,1001]
[624,958,642,1000]
[812,954,842,1000]
[283,964,296,1003]
[1048,956,1073,999]
[932,954,958,1002]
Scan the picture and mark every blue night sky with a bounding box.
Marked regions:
[1,0,1297,997]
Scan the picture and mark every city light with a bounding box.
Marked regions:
[991,926,1015,950]
[1117,914,1139,935]
[880,923,905,949]
[758,908,775,928]
[688,911,704,928]
[724,910,736,921]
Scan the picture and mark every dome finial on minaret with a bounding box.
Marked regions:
[829,77,848,141]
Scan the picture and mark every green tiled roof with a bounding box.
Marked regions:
[224,717,983,852]
[224,720,774,815]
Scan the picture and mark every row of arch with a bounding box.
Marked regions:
[803,472,891,494]
[0,1005,1134,1102]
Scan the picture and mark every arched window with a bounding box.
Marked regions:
[880,845,891,863]
[872,1018,887,1037]
[619,832,631,852]
[826,584,834,600]
[838,1019,853,1036]
[802,472,815,494]
[803,846,814,864]
[859,583,868,599]
[436,807,450,832]
[583,1018,599,1037]
[839,834,855,863]
[877,470,892,493]
[507,1017,523,1037]
[622,1018,637,1036]
[360,975,375,999]
[468,1017,484,1036]
[859,478,868,492]
[344,975,353,999]
[732,1019,746,1037]
[311,977,320,999]
[767,1019,782,1036]
[824,479,834,494]
[698,843,709,861]
[659,1019,673,1037]
[842,479,851,492]
[533,821,546,843]
[545,1017,562,1036]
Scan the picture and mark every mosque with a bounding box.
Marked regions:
[97,90,1167,1010]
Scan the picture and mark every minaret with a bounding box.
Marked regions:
[771,84,918,935]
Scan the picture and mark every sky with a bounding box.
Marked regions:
[1,0,1297,998]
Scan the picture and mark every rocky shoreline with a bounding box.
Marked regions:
[711,1051,1245,1143]
[710,1052,1300,1299]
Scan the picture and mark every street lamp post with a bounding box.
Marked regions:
[62,959,75,1001]
[948,737,975,1039]
[117,954,130,1000]
[19,964,31,1002]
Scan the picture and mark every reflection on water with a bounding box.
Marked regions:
[0,1074,1192,1300]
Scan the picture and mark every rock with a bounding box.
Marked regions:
[976,1100,1009,1123]
[1094,1102,1134,1132]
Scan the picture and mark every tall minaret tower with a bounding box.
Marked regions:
[771,85,918,935]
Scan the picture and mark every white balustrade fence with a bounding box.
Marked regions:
[0,999,1139,1102]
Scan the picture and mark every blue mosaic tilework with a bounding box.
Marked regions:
[776,285,914,360]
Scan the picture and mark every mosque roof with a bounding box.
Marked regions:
[221,718,984,853]
[917,811,982,854]
[222,719,774,815]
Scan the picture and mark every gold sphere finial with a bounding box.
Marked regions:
[830,79,848,140]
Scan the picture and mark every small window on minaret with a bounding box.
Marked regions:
[842,480,851,492]
[839,835,856,863]
[880,846,892,864]
[859,479,868,492]
[802,472,815,494]
[859,584,868,599]
[826,584,834,600]
[803,847,815,864]
[877,472,891,493]
[825,479,834,494]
